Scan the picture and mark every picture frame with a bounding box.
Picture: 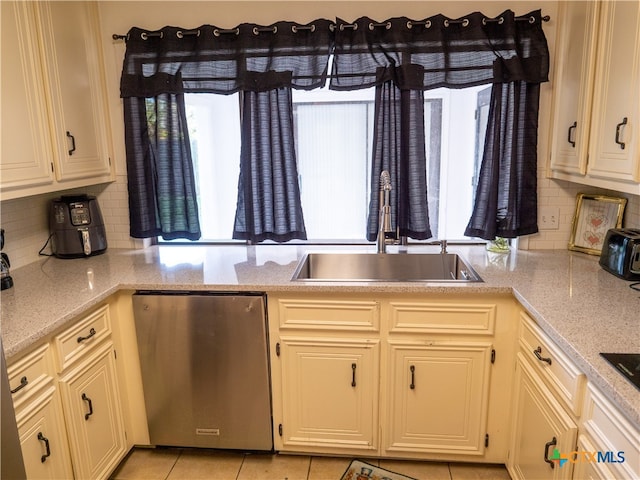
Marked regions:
[568,193,627,255]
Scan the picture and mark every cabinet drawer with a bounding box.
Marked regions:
[276,298,379,331]
[389,301,496,334]
[53,304,111,372]
[7,344,53,410]
[581,384,640,480]
[519,312,585,416]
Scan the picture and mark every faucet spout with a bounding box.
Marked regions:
[377,171,393,254]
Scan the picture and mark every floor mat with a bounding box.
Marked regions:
[340,459,418,480]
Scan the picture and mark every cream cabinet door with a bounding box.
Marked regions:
[17,386,74,480]
[508,354,577,480]
[278,337,379,453]
[39,1,112,183]
[549,2,599,176]
[59,343,126,480]
[587,1,640,184]
[384,342,493,456]
[0,1,54,195]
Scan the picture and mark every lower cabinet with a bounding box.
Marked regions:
[8,302,128,480]
[278,337,379,453]
[16,385,74,480]
[579,383,640,480]
[384,342,493,456]
[58,342,126,480]
[508,354,577,480]
[269,293,516,462]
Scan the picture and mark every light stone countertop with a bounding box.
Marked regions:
[1,244,639,427]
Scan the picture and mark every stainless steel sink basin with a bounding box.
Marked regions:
[291,253,483,282]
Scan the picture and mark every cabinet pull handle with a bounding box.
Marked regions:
[567,121,577,147]
[615,117,627,150]
[37,432,51,463]
[66,131,76,155]
[410,365,416,389]
[544,436,557,469]
[533,346,552,365]
[77,327,97,343]
[82,393,94,420]
[10,376,28,394]
[351,363,356,387]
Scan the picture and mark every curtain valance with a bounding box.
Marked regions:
[331,10,549,91]
[120,10,549,97]
[120,20,335,95]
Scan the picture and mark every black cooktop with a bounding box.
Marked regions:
[600,353,640,390]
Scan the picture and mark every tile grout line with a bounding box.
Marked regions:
[306,456,313,480]
[164,448,182,480]
[236,453,247,480]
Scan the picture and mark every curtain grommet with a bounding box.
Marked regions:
[253,26,278,35]
[176,30,183,39]
[408,20,432,29]
[408,20,431,29]
[444,18,469,27]
[213,27,239,37]
[339,23,358,31]
[370,21,392,30]
[140,31,162,40]
[291,24,316,33]
[482,16,504,26]
[529,16,536,24]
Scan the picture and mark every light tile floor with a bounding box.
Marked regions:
[110,448,512,480]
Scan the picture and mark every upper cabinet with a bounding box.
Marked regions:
[0,1,114,201]
[549,1,640,195]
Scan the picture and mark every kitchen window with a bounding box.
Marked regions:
[177,84,488,243]
[121,12,548,242]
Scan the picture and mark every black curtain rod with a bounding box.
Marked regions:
[112,13,550,41]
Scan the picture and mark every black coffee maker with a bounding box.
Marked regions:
[1,229,14,290]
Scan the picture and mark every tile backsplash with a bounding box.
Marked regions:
[1,174,639,270]
[0,174,145,269]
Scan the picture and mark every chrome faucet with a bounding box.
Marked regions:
[377,170,394,253]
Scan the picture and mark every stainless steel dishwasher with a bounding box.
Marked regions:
[132,291,273,451]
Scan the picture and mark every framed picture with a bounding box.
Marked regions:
[568,193,627,255]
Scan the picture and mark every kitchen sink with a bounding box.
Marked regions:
[291,252,483,282]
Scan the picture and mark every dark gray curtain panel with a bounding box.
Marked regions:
[123,92,201,240]
[464,82,541,239]
[366,82,431,241]
[233,88,307,242]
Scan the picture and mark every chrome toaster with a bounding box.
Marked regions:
[599,228,640,280]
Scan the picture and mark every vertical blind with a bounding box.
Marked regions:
[119,10,549,241]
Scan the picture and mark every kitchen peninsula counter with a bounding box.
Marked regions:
[2,244,638,427]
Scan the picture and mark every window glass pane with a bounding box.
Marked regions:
[185,93,241,241]
[162,85,488,244]
[293,88,374,240]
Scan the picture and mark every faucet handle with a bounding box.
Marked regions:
[440,240,448,254]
